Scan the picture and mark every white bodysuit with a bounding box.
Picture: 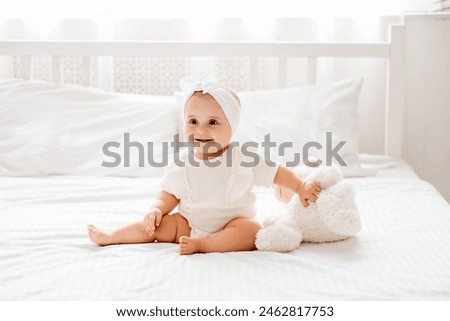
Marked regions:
[160,147,279,237]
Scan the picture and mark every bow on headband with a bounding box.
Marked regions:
[180,74,221,95]
[180,74,241,134]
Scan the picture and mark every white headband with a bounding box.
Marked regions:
[180,74,241,134]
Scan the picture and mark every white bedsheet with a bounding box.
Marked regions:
[1,155,449,300]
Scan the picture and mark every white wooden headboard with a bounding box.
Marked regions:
[0,25,405,157]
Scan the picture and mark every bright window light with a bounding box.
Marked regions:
[0,0,434,19]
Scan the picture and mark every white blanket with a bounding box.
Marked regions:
[1,155,449,300]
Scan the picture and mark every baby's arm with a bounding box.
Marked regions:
[273,166,321,208]
[142,190,180,235]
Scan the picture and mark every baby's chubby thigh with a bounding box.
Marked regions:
[223,216,262,234]
[223,217,262,251]
[155,213,191,243]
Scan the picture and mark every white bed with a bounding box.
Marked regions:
[1,25,450,301]
[1,156,449,300]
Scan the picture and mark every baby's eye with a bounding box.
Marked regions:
[208,119,219,126]
[188,118,198,125]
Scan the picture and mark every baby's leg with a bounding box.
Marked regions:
[87,223,153,246]
[88,213,191,246]
[179,217,261,255]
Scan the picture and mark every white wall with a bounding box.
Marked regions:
[404,14,450,202]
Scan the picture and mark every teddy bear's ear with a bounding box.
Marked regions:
[294,166,313,179]
[305,165,343,188]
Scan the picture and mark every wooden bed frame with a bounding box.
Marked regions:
[0,24,405,157]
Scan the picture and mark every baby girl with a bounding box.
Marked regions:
[88,75,321,255]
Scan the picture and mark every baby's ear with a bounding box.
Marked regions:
[274,184,295,203]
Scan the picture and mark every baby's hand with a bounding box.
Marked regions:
[142,208,163,235]
[297,181,321,208]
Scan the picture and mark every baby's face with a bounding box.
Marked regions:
[184,92,232,159]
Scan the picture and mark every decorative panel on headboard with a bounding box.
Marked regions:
[12,56,271,94]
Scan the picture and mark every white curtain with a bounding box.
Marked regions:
[0,0,435,19]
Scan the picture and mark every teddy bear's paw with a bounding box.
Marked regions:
[255,224,302,252]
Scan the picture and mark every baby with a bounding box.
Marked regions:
[88,75,321,255]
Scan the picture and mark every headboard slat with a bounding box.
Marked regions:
[278,57,287,88]
[385,25,406,157]
[307,57,317,85]
[82,56,92,87]
[51,56,63,83]
[249,58,258,90]
[22,55,32,80]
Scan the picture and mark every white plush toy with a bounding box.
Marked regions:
[255,165,361,252]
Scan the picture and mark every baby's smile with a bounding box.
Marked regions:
[195,138,214,143]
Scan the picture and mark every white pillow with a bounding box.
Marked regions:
[235,78,364,176]
[0,80,179,177]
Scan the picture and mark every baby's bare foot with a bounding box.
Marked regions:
[87,225,114,246]
[179,236,202,255]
